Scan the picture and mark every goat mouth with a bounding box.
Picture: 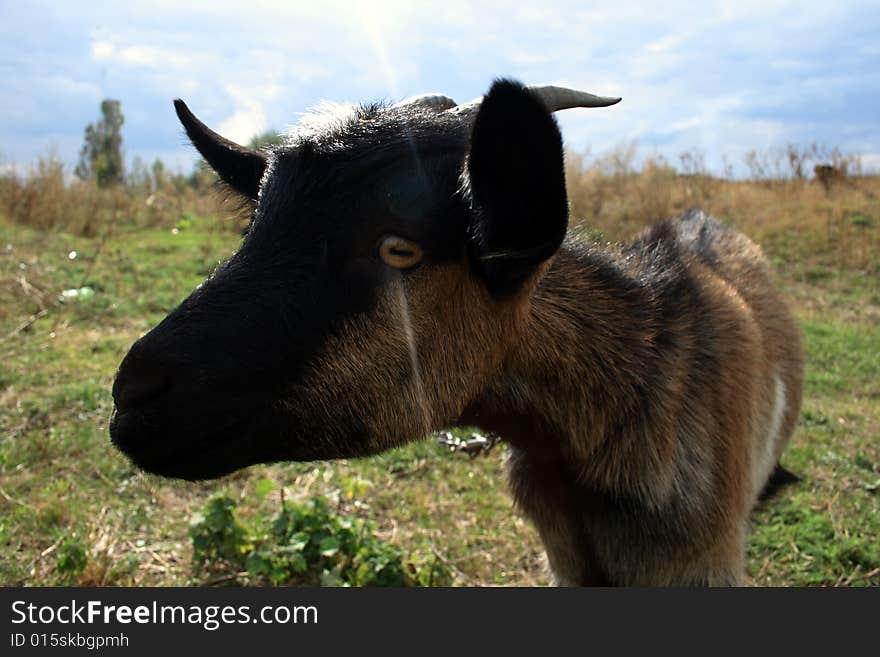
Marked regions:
[109,399,377,480]
[109,405,266,481]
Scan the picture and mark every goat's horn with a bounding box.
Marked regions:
[447,85,621,118]
[527,85,622,111]
[392,93,457,112]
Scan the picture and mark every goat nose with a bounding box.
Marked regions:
[112,343,171,412]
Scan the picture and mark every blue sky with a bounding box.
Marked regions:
[1,1,878,176]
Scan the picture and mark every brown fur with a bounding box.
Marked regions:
[297,210,803,586]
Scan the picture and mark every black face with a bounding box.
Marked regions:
[111,117,470,479]
[110,79,569,480]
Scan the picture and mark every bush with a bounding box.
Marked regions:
[190,495,452,587]
[190,496,249,566]
[56,536,88,578]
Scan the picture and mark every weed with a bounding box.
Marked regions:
[190,496,249,567]
[56,536,88,579]
[190,495,452,587]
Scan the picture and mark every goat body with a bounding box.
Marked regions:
[460,209,803,585]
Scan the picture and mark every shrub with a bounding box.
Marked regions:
[190,495,452,587]
[56,536,88,578]
[190,496,250,566]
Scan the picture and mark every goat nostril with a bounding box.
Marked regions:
[113,362,170,412]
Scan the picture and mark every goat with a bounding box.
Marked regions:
[110,79,804,586]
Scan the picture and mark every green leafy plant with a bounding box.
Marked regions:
[189,496,249,567]
[190,495,451,587]
[56,536,88,578]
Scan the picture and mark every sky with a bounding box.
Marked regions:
[1,0,878,176]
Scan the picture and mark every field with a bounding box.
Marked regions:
[1,160,878,586]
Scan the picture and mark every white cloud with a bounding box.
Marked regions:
[218,85,268,144]
[47,76,103,100]
[645,34,685,54]
[89,38,210,71]
[91,40,115,59]
[860,153,880,173]
[217,106,266,145]
[118,46,166,68]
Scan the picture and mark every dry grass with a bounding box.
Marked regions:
[0,156,235,237]
[565,146,878,274]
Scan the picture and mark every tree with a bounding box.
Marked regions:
[75,99,125,187]
[151,158,167,191]
[127,155,151,193]
[248,130,283,151]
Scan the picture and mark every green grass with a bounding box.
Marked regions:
[1,213,877,586]
[747,283,879,586]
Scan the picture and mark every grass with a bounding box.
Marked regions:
[748,316,880,585]
[1,163,878,587]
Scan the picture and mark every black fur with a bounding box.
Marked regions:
[466,79,568,298]
[759,464,801,502]
[112,91,479,479]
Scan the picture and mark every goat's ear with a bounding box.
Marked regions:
[174,99,268,201]
[465,79,568,299]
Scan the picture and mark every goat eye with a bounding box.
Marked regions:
[378,236,423,269]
